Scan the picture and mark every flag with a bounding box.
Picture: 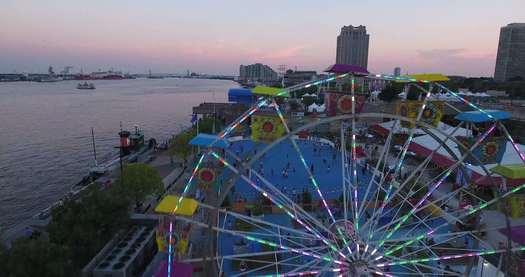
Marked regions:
[191,113,198,126]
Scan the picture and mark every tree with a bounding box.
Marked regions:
[378,84,401,102]
[197,116,223,134]
[1,239,74,277]
[115,163,163,207]
[168,128,196,164]
[47,186,131,269]
[302,96,316,107]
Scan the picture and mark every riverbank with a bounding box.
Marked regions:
[0,78,233,237]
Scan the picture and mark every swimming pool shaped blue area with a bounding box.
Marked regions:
[225,139,364,202]
[215,139,460,276]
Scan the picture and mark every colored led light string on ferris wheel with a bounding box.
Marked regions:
[373,123,497,256]
[270,100,336,223]
[270,99,357,257]
[362,75,525,260]
[243,235,345,265]
[172,73,367,270]
[348,77,360,237]
[267,101,355,257]
[377,245,525,267]
[366,84,434,255]
[166,153,207,275]
[209,151,349,260]
[435,83,525,165]
[370,74,524,166]
[256,268,343,277]
[382,181,525,258]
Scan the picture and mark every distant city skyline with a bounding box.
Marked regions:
[1,0,524,76]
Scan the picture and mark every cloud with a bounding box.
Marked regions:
[417,48,466,59]
[261,46,308,61]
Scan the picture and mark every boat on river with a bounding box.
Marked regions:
[77,82,95,90]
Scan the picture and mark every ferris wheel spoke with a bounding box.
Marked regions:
[378,223,509,246]
[372,184,462,249]
[348,76,360,237]
[373,122,464,225]
[394,229,471,261]
[340,122,349,227]
[210,151,347,258]
[361,121,400,250]
[222,147,324,234]
[367,83,436,242]
[373,177,462,236]
[271,100,358,257]
[359,119,397,224]
[436,83,525,165]
[377,244,525,268]
[247,256,330,277]
[217,148,353,260]
[183,246,326,263]
[271,99,337,225]
[171,213,346,266]
[371,123,498,254]
[231,254,327,277]
[254,267,342,277]
[214,149,327,235]
[249,168,332,233]
[267,257,323,277]
[386,260,461,277]
[200,201,320,241]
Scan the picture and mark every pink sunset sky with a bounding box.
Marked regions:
[1,0,524,76]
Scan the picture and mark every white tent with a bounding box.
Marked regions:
[307,103,325,113]
[302,93,317,97]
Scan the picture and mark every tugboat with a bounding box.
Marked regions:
[77,82,95,90]
[89,125,156,175]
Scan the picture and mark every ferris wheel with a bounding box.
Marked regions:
[160,71,525,277]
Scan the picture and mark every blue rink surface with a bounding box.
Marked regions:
[216,139,468,276]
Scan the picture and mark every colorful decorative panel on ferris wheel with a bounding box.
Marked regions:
[324,92,365,116]
[396,100,443,128]
[251,115,286,142]
[456,136,507,165]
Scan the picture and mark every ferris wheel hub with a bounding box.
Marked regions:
[346,260,372,277]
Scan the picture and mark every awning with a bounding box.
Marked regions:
[454,110,510,123]
[228,88,254,104]
[252,86,288,97]
[189,133,230,149]
[396,73,450,82]
[154,195,198,216]
[491,164,525,179]
[324,64,369,75]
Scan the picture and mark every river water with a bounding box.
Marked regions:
[0,78,233,237]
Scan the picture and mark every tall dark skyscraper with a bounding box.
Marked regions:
[494,23,525,81]
[336,25,370,69]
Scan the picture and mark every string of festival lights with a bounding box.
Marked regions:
[165,71,525,275]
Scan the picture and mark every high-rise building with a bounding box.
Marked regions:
[239,63,278,84]
[394,67,401,77]
[494,23,525,82]
[336,25,370,69]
